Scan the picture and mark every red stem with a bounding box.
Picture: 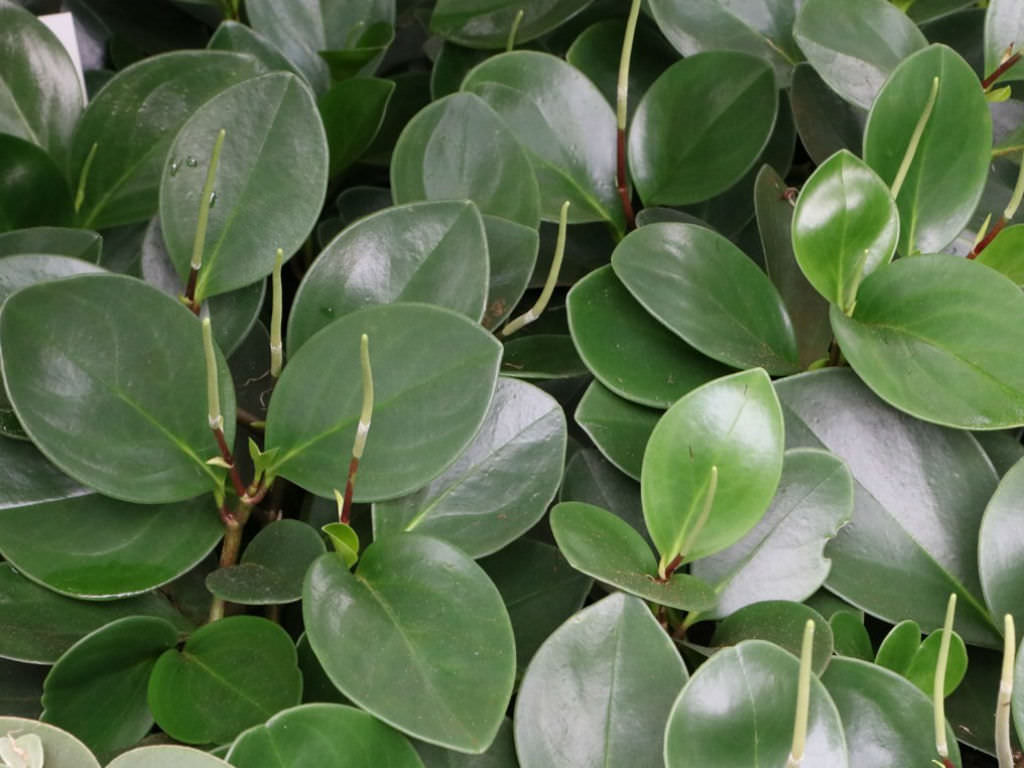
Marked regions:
[655,554,683,583]
[982,52,1022,90]
[213,426,247,499]
[616,128,635,231]
[968,216,1007,259]
[341,456,360,524]
[184,267,200,315]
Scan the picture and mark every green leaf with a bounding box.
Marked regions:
[794,0,927,109]
[567,265,730,408]
[692,448,852,619]
[831,255,1024,429]
[392,93,540,228]
[775,368,1002,647]
[140,218,264,356]
[711,600,834,675]
[0,428,83,510]
[479,539,590,678]
[430,0,594,48]
[515,593,688,768]
[979,457,1024,634]
[207,21,302,76]
[901,629,968,697]
[977,224,1024,285]
[642,369,784,567]
[288,201,489,352]
[461,51,624,232]
[949,646,1002,756]
[148,615,302,745]
[0,2,83,173]
[0,492,221,599]
[0,562,188,664]
[160,72,328,302]
[0,227,101,263]
[612,223,800,374]
[40,617,178,759]
[646,0,800,87]
[629,52,777,207]
[0,135,72,232]
[319,77,394,178]
[245,0,395,95]
[550,501,717,611]
[788,63,866,166]
[863,44,991,256]
[500,335,587,380]
[754,164,831,368]
[0,658,47,718]
[984,0,1024,84]
[560,448,645,538]
[875,620,922,674]
[205,519,326,605]
[430,43,490,100]
[364,72,432,165]
[318,22,394,83]
[106,745,233,767]
[791,150,899,311]
[574,382,659,481]
[822,658,962,768]
[481,215,537,331]
[373,378,565,557]
[664,640,848,768]
[0,274,235,503]
[227,703,424,767]
[302,537,515,753]
[415,718,516,768]
[267,303,500,501]
[0,717,99,768]
[71,51,265,230]
[830,611,874,661]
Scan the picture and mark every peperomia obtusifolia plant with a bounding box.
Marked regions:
[3,0,1024,766]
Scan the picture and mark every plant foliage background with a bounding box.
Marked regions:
[1,0,1024,766]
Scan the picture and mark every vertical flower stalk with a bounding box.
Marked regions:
[786,619,815,768]
[969,150,1024,259]
[934,593,957,767]
[997,614,1016,768]
[270,248,284,378]
[203,316,245,499]
[506,9,524,52]
[502,201,570,337]
[614,0,642,230]
[890,77,939,202]
[184,128,226,312]
[340,333,374,525]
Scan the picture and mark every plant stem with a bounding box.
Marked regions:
[203,317,246,498]
[890,77,939,201]
[934,593,957,762]
[506,9,524,52]
[502,201,570,337]
[341,334,374,524]
[969,150,1024,259]
[185,128,226,313]
[270,248,284,378]
[786,619,815,768]
[614,0,642,231]
[982,49,1022,91]
[208,499,253,622]
[997,614,1016,768]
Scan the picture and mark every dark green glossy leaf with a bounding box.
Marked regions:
[822,658,962,768]
[646,0,800,86]
[831,255,1024,429]
[431,43,490,100]
[479,539,590,678]
[0,2,83,173]
[71,51,265,230]
[288,201,489,352]
[643,369,784,566]
[302,537,515,753]
[567,265,730,408]
[788,63,866,166]
[0,439,87,514]
[875,620,921,673]
[574,382,659,481]
[979,457,1024,635]
[560,448,645,537]
[0,717,99,768]
[140,218,264,356]
[95,221,146,275]
[373,378,566,558]
[830,609,873,661]
[461,51,624,232]
[431,0,594,48]
[227,703,424,768]
[392,93,540,228]
[0,563,188,664]
[0,227,101,263]
[0,135,72,232]
[364,72,432,165]
[481,215,537,331]
[911,0,977,22]
[863,45,991,255]
[107,745,232,767]
[629,52,777,207]
[320,77,394,178]
[268,303,500,501]
[0,492,221,599]
[0,658,46,718]
[792,150,899,312]
[245,0,396,95]
[692,449,852,619]
[949,646,1006,756]
[318,22,394,83]
[148,616,302,745]
[41,616,178,759]
[205,519,326,605]
[415,718,516,768]
[794,0,927,109]
[550,502,717,611]
[711,600,833,675]
[975,430,1024,477]
[612,223,800,374]
[754,165,830,367]
[775,369,1002,647]
[160,72,328,301]
[876,620,968,696]
[0,274,235,503]
[664,640,848,768]
[207,20,301,76]
[984,0,1024,84]
[977,224,1024,285]
[805,590,863,622]
[515,592,687,768]
[295,633,347,705]
[500,336,588,380]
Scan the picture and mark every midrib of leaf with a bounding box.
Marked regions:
[735,648,762,766]
[181,650,277,717]
[600,615,626,768]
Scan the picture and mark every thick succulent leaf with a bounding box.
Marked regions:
[514,593,688,768]
[0,717,99,768]
[0,135,72,232]
[0,227,101,263]
[107,745,232,767]
[430,0,595,48]
[319,77,395,178]
[415,718,517,767]
[574,382,660,481]
[560,447,645,538]
[788,64,866,166]
[979,457,1024,633]
[207,21,301,76]
[711,600,834,675]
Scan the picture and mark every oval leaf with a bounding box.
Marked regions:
[431,0,594,48]
[979,457,1024,633]
[574,382,660,481]
[0,717,99,768]
[302,537,515,753]
[0,135,72,232]
[0,227,101,263]
[107,745,232,767]
[266,303,500,501]
[711,600,834,675]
